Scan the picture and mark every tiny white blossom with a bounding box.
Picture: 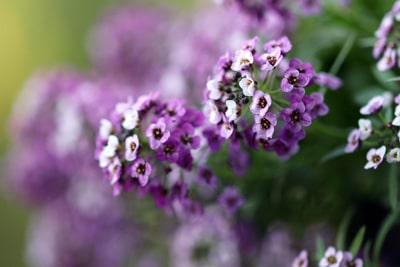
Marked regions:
[99,135,120,168]
[99,119,113,140]
[225,100,240,122]
[207,79,223,100]
[239,76,256,96]
[358,119,372,140]
[365,146,386,169]
[122,108,139,130]
[360,96,384,115]
[107,157,121,185]
[231,49,254,71]
[205,101,222,124]
[387,147,400,163]
[392,104,400,126]
[125,134,139,161]
[319,247,343,267]
[292,250,308,267]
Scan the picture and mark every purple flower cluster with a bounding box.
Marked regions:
[373,1,400,71]
[345,92,400,169]
[95,92,208,213]
[204,36,338,160]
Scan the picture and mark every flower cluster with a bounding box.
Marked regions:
[204,36,339,160]
[373,1,400,71]
[291,246,363,267]
[95,92,210,212]
[345,92,400,169]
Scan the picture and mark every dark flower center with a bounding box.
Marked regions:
[261,118,271,130]
[201,169,212,183]
[267,56,277,66]
[163,144,175,155]
[347,260,356,267]
[192,242,212,261]
[372,155,381,163]
[130,142,137,151]
[181,134,192,145]
[288,75,298,85]
[153,128,163,140]
[136,164,146,175]
[291,111,301,122]
[258,97,267,109]
[327,256,337,264]
[240,58,250,65]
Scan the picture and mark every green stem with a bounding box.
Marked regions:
[389,164,398,212]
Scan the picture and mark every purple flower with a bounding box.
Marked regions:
[303,92,329,118]
[264,36,292,54]
[298,0,321,15]
[253,112,277,140]
[218,187,245,216]
[146,117,170,150]
[147,183,169,208]
[176,148,193,171]
[170,182,188,201]
[203,127,225,152]
[220,121,235,139]
[156,138,180,163]
[339,252,362,267]
[314,72,342,90]
[173,123,201,149]
[229,142,250,176]
[292,250,308,267]
[124,134,139,161]
[260,47,283,71]
[281,68,310,92]
[375,13,393,38]
[345,129,361,153]
[131,158,152,186]
[359,95,384,115]
[289,58,314,79]
[373,37,387,59]
[377,46,396,71]
[250,90,272,116]
[281,101,312,132]
[278,125,306,144]
[196,166,218,189]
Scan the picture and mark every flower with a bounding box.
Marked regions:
[386,147,400,163]
[281,68,310,93]
[125,134,139,161]
[319,247,343,267]
[99,135,120,167]
[360,96,384,115]
[252,112,277,140]
[358,119,373,140]
[339,252,363,267]
[260,47,283,71]
[131,158,152,186]
[377,46,396,71]
[231,49,254,71]
[218,187,244,216]
[364,146,386,169]
[197,166,218,189]
[225,100,241,122]
[292,250,308,267]
[239,76,256,96]
[207,79,223,100]
[122,108,139,130]
[146,117,170,150]
[99,118,113,140]
[392,104,400,126]
[250,90,272,116]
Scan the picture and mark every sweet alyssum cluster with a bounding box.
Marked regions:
[204,36,340,160]
[345,92,400,169]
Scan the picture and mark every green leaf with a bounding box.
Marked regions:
[315,236,326,262]
[335,209,354,249]
[373,211,400,266]
[329,32,356,75]
[349,226,366,256]
[321,145,347,163]
[385,76,400,83]
[363,241,372,267]
[389,164,398,212]
[371,67,397,91]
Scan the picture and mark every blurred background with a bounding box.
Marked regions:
[0,0,196,266]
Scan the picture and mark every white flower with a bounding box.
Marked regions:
[99,135,120,167]
[225,100,240,122]
[122,108,139,130]
[205,101,222,124]
[358,119,372,140]
[99,119,113,140]
[107,157,121,185]
[207,79,223,100]
[231,49,254,71]
[220,121,234,139]
[239,76,256,96]
[365,146,386,169]
[387,147,400,163]
[125,134,139,161]
[392,104,400,126]
[319,247,343,267]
